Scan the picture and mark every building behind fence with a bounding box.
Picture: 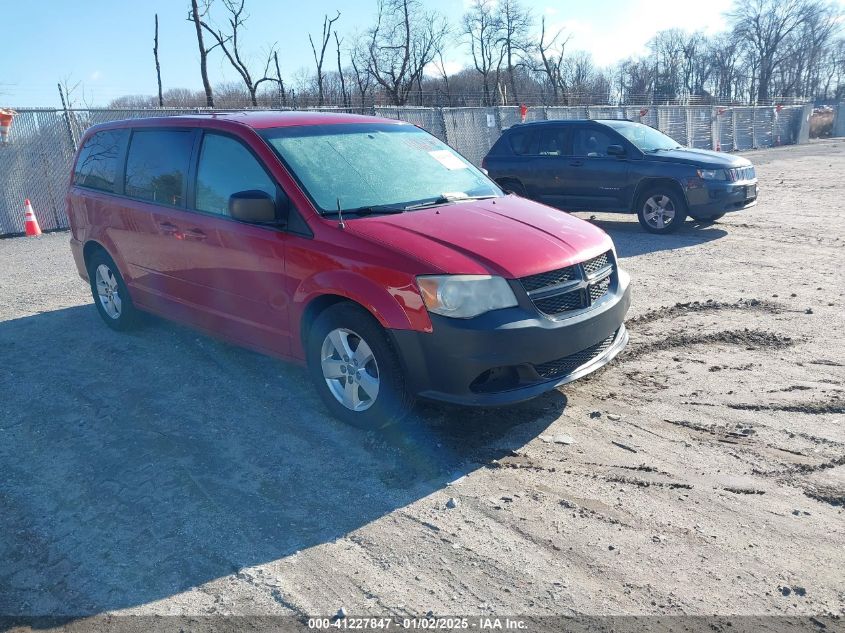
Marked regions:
[0,104,815,236]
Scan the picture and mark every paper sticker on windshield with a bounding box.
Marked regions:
[428,149,468,170]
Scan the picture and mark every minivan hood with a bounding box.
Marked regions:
[345,196,614,278]
[647,147,752,168]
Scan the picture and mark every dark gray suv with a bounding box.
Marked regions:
[482,119,758,234]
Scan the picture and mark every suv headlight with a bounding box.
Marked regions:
[697,168,727,180]
[417,275,518,318]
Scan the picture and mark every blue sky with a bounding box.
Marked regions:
[3,0,740,107]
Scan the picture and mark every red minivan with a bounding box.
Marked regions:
[67,112,631,428]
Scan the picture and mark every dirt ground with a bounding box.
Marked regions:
[0,140,843,624]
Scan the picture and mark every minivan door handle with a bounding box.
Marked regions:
[183,228,207,241]
[158,221,180,235]
[569,160,584,167]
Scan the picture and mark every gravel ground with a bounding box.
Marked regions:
[0,140,843,623]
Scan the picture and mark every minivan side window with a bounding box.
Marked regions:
[124,130,194,206]
[195,134,277,216]
[74,129,127,193]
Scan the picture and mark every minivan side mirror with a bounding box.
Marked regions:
[607,144,626,157]
[229,190,279,223]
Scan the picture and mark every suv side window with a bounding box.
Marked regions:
[124,129,194,206]
[74,129,127,193]
[573,128,616,157]
[195,133,277,216]
[537,127,569,156]
[508,129,535,156]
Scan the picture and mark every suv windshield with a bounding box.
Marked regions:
[261,123,500,214]
[603,120,681,152]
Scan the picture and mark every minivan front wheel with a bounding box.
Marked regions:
[87,250,139,331]
[636,188,687,234]
[307,302,413,429]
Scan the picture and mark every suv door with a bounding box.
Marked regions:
[558,126,630,211]
[168,131,293,357]
[529,125,576,207]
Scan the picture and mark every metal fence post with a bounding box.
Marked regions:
[732,109,738,151]
[440,108,451,148]
[751,108,758,148]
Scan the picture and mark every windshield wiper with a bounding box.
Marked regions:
[403,194,498,211]
[323,204,406,217]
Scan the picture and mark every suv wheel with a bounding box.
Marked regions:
[307,302,413,429]
[87,249,140,331]
[636,187,687,234]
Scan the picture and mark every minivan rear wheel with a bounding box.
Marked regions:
[306,302,413,429]
[636,187,687,234]
[87,249,140,331]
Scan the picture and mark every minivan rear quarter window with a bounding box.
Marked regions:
[124,129,194,206]
[74,129,127,193]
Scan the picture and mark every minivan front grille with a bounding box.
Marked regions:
[519,251,615,317]
[582,252,611,277]
[728,166,756,182]
[519,264,578,293]
[533,329,619,379]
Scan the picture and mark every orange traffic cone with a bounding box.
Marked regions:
[24,199,42,237]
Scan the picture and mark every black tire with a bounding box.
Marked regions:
[690,213,726,224]
[87,248,140,331]
[498,179,527,197]
[306,302,413,429]
[636,186,687,234]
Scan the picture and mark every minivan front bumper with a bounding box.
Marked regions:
[390,270,631,406]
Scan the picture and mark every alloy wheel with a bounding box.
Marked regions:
[642,194,676,230]
[95,264,122,319]
[320,328,380,411]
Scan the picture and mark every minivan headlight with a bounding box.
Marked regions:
[417,275,518,318]
[697,168,727,180]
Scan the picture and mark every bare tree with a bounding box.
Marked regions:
[309,12,341,106]
[533,16,568,104]
[728,0,815,102]
[709,34,743,102]
[273,51,287,107]
[153,14,164,107]
[335,32,350,109]
[188,0,215,107]
[190,0,281,107]
[350,38,375,110]
[463,0,504,106]
[366,0,449,106]
[432,41,454,105]
[496,0,533,104]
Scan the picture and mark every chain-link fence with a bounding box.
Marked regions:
[0,104,811,236]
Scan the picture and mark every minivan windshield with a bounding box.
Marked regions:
[261,123,500,214]
[603,120,682,153]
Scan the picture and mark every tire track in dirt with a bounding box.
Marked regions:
[627,298,783,326]
[727,396,845,415]
[625,329,796,360]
